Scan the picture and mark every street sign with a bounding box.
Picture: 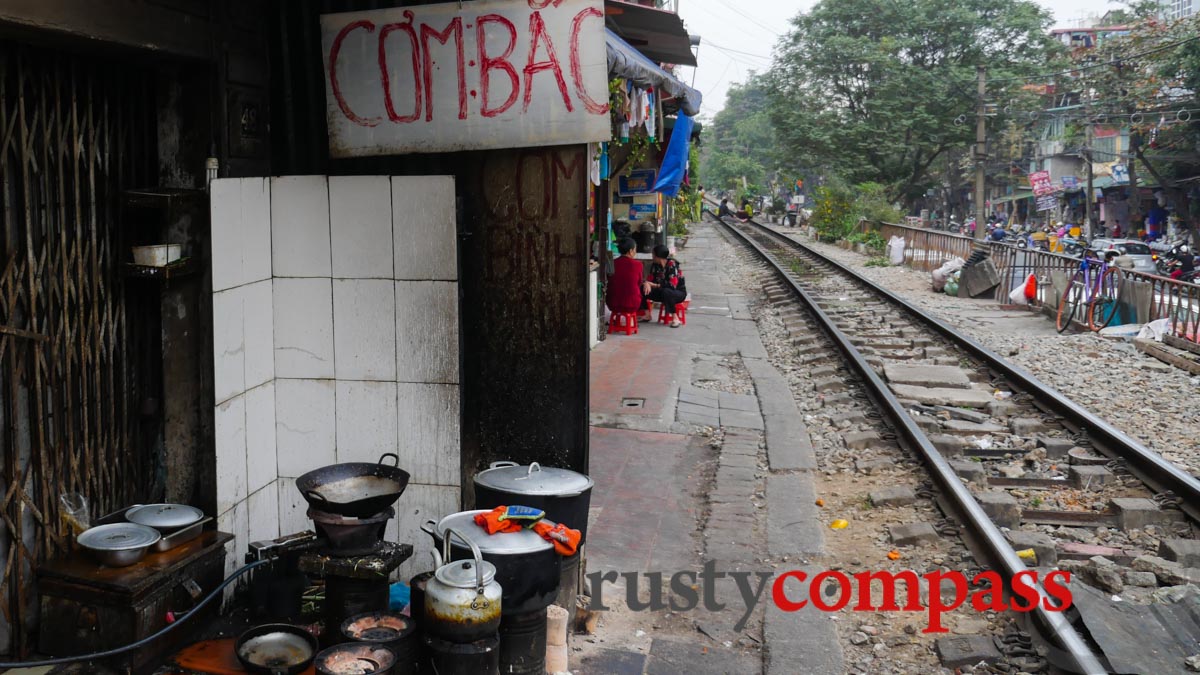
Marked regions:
[1111,164,1129,185]
[1061,176,1079,190]
[1035,194,1058,212]
[618,170,657,196]
[321,0,610,157]
[1030,171,1054,197]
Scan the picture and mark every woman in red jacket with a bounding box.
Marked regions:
[606,238,643,314]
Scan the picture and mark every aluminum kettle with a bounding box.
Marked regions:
[422,527,502,643]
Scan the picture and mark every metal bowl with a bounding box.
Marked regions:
[76,523,162,567]
[236,624,319,675]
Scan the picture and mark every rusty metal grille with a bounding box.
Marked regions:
[0,43,156,654]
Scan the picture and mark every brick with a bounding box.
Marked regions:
[1008,417,1048,436]
[975,491,1021,528]
[814,378,848,393]
[1159,538,1200,568]
[929,434,968,455]
[890,522,939,547]
[1036,435,1074,459]
[842,430,880,450]
[869,486,916,508]
[1068,464,1113,488]
[1110,498,1168,531]
[1006,531,1057,565]
[986,399,1020,417]
[949,459,987,484]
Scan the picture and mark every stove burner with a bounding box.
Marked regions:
[306,507,393,557]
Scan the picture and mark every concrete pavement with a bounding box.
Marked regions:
[577,221,842,675]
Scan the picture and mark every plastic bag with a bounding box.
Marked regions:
[60,492,90,536]
[1137,318,1173,342]
[886,236,907,265]
[1008,284,1026,304]
[931,256,966,293]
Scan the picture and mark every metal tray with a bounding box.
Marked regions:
[93,506,211,553]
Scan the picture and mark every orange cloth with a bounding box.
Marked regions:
[532,521,581,556]
[474,506,525,534]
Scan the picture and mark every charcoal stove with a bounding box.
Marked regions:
[247,506,411,638]
[306,506,394,557]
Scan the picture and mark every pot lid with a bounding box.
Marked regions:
[126,503,204,529]
[473,461,593,497]
[437,511,554,555]
[435,558,498,589]
[77,523,161,551]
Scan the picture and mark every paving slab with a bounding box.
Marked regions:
[883,363,972,389]
[573,648,648,675]
[765,570,845,675]
[645,638,760,674]
[719,391,760,413]
[720,409,765,430]
[767,474,824,558]
[890,384,995,408]
[941,419,1009,436]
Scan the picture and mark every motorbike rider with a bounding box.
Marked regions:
[1171,244,1195,281]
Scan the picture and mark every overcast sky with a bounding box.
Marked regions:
[678,0,1124,119]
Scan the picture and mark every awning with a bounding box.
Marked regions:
[607,29,702,117]
[992,191,1033,204]
[605,0,697,67]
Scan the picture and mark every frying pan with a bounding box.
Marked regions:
[235,623,319,675]
[296,453,410,518]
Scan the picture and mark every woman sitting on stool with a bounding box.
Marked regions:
[606,237,644,317]
[644,244,688,328]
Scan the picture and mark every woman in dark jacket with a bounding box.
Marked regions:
[645,244,687,327]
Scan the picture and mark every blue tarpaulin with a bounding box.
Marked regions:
[653,113,693,197]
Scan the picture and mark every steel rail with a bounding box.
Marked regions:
[749,218,1200,525]
[710,213,1109,674]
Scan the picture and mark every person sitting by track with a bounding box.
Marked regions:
[643,244,688,328]
[606,238,644,318]
[717,198,736,220]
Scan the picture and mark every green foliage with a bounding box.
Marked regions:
[855,182,903,224]
[766,0,1060,204]
[864,256,892,267]
[847,231,887,251]
[810,185,859,240]
[671,187,703,225]
[700,75,778,192]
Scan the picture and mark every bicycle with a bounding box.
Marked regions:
[1056,250,1123,333]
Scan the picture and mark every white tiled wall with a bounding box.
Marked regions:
[213,175,461,579]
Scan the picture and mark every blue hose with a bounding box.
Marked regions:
[0,558,271,668]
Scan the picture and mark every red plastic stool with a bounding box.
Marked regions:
[658,300,690,326]
[608,311,639,335]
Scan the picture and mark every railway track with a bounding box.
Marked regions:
[705,210,1200,674]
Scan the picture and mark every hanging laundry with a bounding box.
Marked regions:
[644,88,656,140]
[588,143,601,187]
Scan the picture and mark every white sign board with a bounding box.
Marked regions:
[1111,164,1129,185]
[321,0,610,157]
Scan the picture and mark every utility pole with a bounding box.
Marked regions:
[1084,120,1094,240]
[973,66,988,242]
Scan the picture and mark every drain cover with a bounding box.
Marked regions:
[620,398,645,409]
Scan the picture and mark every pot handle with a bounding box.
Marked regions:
[302,490,330,507]
[442,527,486,594]
[420,520,441,565]
[515,462,542,481]
[488,461,519,470]
[378,452,400,467]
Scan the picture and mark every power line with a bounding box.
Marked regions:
[985,34,1200,85]
[703,39,773,62]
[710,0,781,35]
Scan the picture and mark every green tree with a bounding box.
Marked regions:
[766,0,1060,207]
[701,74,778,192]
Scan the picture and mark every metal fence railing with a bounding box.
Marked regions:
[857,220,1200,346]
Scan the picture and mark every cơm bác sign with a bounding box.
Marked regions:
[321,0,610,157]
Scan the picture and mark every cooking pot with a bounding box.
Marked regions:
[422,511,561,616]
[235,623,319,675]
[339,611,418,671]
[423,527,502,643]
[314,642,395,675]
[296,453,410,518]
[76,523,162,567]
[473,461,593,543]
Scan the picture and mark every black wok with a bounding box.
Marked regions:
[296,453,410,518]
[235,623,319,675]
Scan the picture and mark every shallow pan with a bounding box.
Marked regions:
[296,453,410,518]
[235,623,319,675]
